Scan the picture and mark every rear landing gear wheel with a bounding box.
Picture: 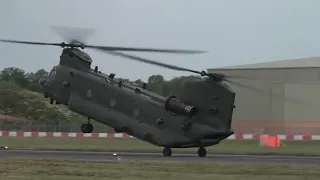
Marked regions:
[163,147,172,157]
[198,147,207,157]
[80,123,93,133]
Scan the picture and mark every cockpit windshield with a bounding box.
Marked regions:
[48,66,57,80]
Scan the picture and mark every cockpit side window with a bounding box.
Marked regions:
[48,66,57,79]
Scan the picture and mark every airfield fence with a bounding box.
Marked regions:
[0,124,115,133]
[232,121,320,136]
[1,122,320,135]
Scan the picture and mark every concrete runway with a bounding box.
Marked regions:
[1,149,320,165]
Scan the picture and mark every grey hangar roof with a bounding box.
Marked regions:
[207,56,320,71]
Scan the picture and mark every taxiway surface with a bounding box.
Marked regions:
[0,149,320,165]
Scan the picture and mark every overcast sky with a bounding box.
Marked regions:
[1,0,320,81]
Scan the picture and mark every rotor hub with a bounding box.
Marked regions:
[60,42,85,49]
[200,71,225,81]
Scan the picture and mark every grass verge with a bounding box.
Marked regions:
[0,158,319,180]
[1,137,320,156]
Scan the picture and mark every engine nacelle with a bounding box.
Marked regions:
[165,96,197,117]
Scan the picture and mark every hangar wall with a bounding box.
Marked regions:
[207,67,320,135]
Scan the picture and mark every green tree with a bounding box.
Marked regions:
[25,69,49,92]
[0,67,29,87]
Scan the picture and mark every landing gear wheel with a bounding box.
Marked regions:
[50,98,54,104]
[198,147,207,157]
[87,123,93,133]
[80,123,93,133]
[163,147,172,157]
[114,128,123,133]
[44,93,49,98]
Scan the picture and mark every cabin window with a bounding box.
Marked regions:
[132,108,140,117]
[110,99,117,107]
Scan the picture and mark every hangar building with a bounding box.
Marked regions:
[207,56,320,135]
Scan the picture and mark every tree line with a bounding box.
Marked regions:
[0,67,201,96]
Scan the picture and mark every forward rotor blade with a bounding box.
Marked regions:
[51,26,95,44]
[0,38,206,54]
[100,50,203,74]
[0,39,62,47]
[52,26,206,54]
[225,79,317,106]
[88,45,206,54]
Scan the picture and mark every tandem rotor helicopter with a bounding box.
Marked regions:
[0,28,310,157]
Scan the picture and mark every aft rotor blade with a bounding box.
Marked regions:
[0,39,62,47]
[224,75,272,84]
[101,51,203,74]
[88,45,206,54]
[225,79,317,106]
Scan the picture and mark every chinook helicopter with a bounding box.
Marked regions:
[0,28,312,157]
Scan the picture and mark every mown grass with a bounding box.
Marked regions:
[1,137,320,156]
[0,158,319,180]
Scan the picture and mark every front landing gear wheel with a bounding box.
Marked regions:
[198,147,207,157]
[80,123,93,133]
[163,147,172,157]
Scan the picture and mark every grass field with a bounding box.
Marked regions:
[1,137,320,156]
[0,158,319,180]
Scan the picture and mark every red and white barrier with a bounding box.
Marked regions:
[1,131,320,140]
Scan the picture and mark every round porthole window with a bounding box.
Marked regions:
[63,81,69,87]
[156,118,164,125]
[110,99,117,107]
[87,89,92,98]
[133,108,140,117]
